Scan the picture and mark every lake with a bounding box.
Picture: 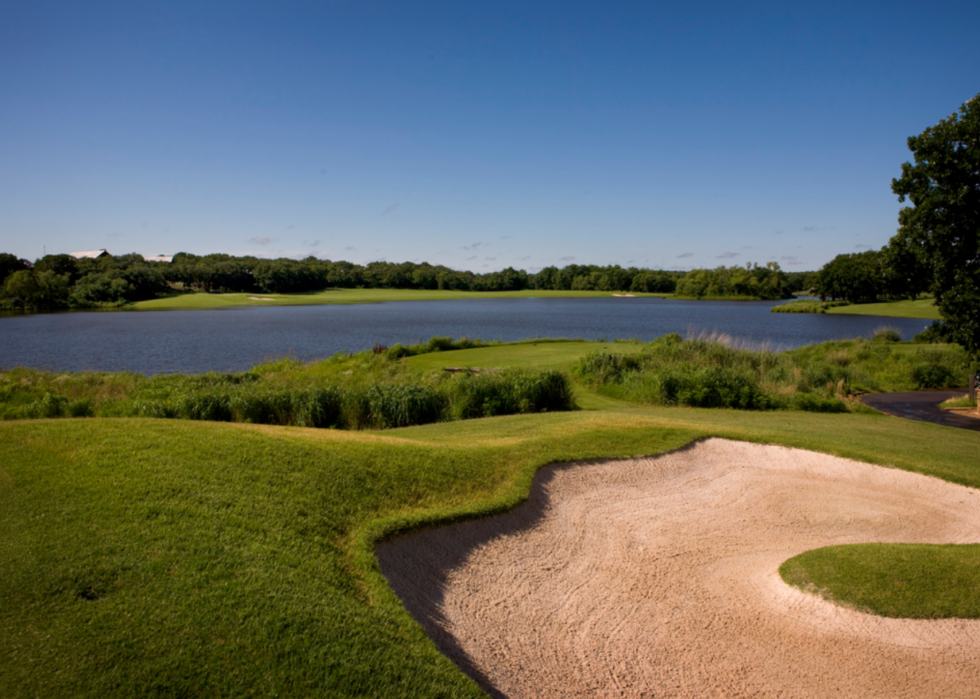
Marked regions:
[0,298,934,375]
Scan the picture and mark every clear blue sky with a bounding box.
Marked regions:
[2,1,978,272]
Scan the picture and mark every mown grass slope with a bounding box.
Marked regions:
[3,401,980,697]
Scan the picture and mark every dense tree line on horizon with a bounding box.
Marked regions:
[0,250,817,310]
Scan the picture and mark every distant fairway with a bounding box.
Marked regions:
[132,288,669,310]
[826,297,940,320]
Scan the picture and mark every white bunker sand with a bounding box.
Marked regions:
[377,438,980,698]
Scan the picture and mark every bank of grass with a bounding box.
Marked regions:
[574,332,968,411]
[771,299,852,314]
[4,339,980,695]
[771,297,940,319]
[780,544,980,618]
[2,408,980,696]
[0,338,575,428]
[826,297,941,319]
[131,288,669,310]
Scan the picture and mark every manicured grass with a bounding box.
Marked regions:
[4,333,980,696]
[780,544,980,618]
[825,297,940,319]
[3,402,980,696]
[405,339,645,373]
[131,288,669,310]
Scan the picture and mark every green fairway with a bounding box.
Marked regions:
[404,339,645,373]
[131,288,667,310]
[826,297,940,319]
[3,342,980,695]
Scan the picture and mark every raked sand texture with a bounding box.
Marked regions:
[377,439,980,698]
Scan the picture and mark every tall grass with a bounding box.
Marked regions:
[575,332,968,411]
[0,350,574,429]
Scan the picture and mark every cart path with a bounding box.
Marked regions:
[861,388,980,431]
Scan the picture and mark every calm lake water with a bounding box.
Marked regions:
[0,298,933,374]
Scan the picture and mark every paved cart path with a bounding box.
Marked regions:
[862,388,980,431]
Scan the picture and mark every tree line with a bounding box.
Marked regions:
[0,252,815,310]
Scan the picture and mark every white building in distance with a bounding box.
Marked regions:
[69,249,110,259]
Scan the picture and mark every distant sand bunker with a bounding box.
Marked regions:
[378,439,980,698]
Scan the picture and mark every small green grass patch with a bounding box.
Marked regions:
[941,393,977,409]
[780,544,980,618]
[825,297,940,319]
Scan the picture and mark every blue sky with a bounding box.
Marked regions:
[2,1,978,272]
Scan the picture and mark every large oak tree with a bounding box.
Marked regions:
[891,95,980,358]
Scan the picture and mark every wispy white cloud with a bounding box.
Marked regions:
[249,237,276,245]
[677,252,694,258]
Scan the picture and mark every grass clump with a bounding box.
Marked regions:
[771,299,852,314]
[940,393,977,409]
[780,544,980,618]
[574,333,969,411]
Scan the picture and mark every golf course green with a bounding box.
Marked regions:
[2,340,977,696]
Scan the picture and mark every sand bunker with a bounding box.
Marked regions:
[378,439,980,698]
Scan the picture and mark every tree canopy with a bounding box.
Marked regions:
[891,95,980,358]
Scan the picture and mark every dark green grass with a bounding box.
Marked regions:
[574,334,968,411]
[780,544,980,618]
[0,346,575,428]
[771,299,853,314]
[826,297,940,319]
[3,405,980,696]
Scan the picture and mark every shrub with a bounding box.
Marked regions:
[575,351,643,384]
[367,384,446,429]
[910,363,956,389]
[176,393,232,422]
[871,327,902,342]
[292,387,344,428]
[792,393,848,413]
[914,320,956,344]
[446,369,573,419]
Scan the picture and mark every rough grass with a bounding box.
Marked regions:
[771,299,852,314]
[3,342,980,696]
[574,334,969,411]
[131,288,670,310]
[940,393,977,409]
[0,346,575,428]
[780,544,980,618]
